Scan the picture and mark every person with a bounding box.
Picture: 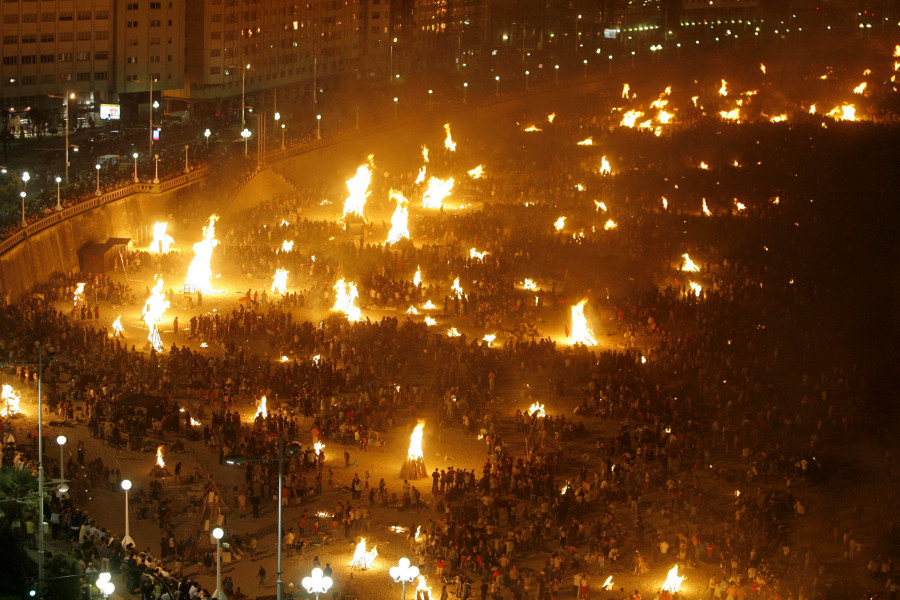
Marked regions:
[258,565,267,586]
[323,563,332,578]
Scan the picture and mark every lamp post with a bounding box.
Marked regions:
[463,82,468,103]
[241,63,250,132]
[241,128,251,156]
[121,479,134,548]
[94,164,101,196]
[20,192,26,227]
[608,54,613,73]
[54,176,62,211]
[525,70,530,91]
[225,437,299,600]
[554,64,559,84]
[132,153,139,183]
[212,527,226,600]
[390,557,420,600]
[393,97,398,119]
[149,76,155,155]
[183,145,190,174]
[204,128,211,146]
[389,37,397,83]
[56,436,66,482]
[302,568,333,600]
[583,59,588,77]
[427,89,433,109]
[65,91,74,184]
[280,123,285,149]
[153,154,159,184]
[97,573,115,599]
[316,114,321,140]
[575,14,582,52]
[495,76,500,96]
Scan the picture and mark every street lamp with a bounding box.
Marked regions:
[393,97,398,119]
[121,479,134,548]
[525,70,530,90]
[97,573,115,600]
[608,54,614,73]
[149,76,157,155]
[302,568,333,600]
[94,164,101,196]
[390,557,420,600]
[240,63,251,131]
[132,153,139,183]
[54,176,62,211]
[56,436,66,482]
[241,128,251,156]
[428,89,433,109]
[65,92,74,184]
[204,128,211,146]
[316,114,321,140]
[389,37,397,83]
[212,527,226,600]
[183,145,190,174]
[495,76,500,96]
[463,82,468,103]
[153,154,160,184]
[554,64,559,84]
[583,59,588,76]
[20,192,26,227]
[280,123,285,149]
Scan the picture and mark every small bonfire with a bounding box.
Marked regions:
[150,445,171,477]
[400,420,427,479]
[349,537,378,570]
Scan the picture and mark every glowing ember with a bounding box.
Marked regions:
[760,63,766,74]
[621,83,630,99]
[718,79,728,96]
[386,189,411,244]
[413,268,422,287]
[827,104,856,121]
[661,566,684,593]
[149,222,174,253]
[719,108,741,122]
[281,356,290,362]
[570,299,598,346]
[408,420,425,459]
[272,269,289,294]
[699,161,709,170]
[407,306,419,315]
[389,526,407,534]
[156,445,166,468]
[691,96,699,107]
[523,125,542,132]
[702,199,712,217]
[332,279,362,322]
[423,300,436,310]
[620,110,643,128]
[342,156,374,220]
[662,197,668,210]
[482,334,497,346]
[469,248,488,260]
[554,217,566,231]
[280,240,294,253]
[604,219,618,230]
[443,123,456,152]
[809,104,817,114]
[1,385,22,417]
[185,215,220,293]
[424,317,437,326]
[769,114,787,123]
[577,137,593,146]
[681,253,700,272]
[349,538,378,569]
[314,442,325,456]
[467,165,484,179]
[528,402,546,417]
[422,176,454,209]
[447,327,461,337]
[546,113,556,123]
[599,156,612,175]
[142,278,169,352]
[853,82,867,95]
[734,199,746,211]
[689,281,702,296]
[522,279,538,291]
[73,282,85,307]
[451,277,465,298]
[112,316,124,337]
[255,396,268,419]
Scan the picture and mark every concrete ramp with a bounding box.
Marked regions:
[225,168,295,215]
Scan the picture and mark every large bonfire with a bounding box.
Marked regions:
[332,279,362,322]
[569,299,598,346]
[400,420,427,479]
[185,215,219,293]
[386,189,410,244]
[142,278,169,352]
[342,156,374,220]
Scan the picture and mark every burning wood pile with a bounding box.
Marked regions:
[1,385,22,417]
[349,538,378,570]
[150,445,171,477]
[399,420,427,479]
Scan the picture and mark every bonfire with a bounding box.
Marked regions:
[349,538,378,569]
[400,420,427,479]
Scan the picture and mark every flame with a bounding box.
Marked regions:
[467,165,484,179]
[689,281,702,296]
[349,538,378,569]
[280,240,294,253]
[734,199,746,211]
[469,248,488,260]
[661,566,684,592]
[156,445,166,468]
[719,108,741,122]
[895,45,900,58]
[760,63,766,74]
[422,176,454,209]
[423,300,436,310]
[112,316,124,337]
[482,334,496,346]
[332,279,362,322]
[1,385,22,417]
[413,268,422,287]
[142,278,169,352]
[415,526,422,540]
[312,355,321,365]
[658,110,672,124]
[190,417,202,426]
[620,110,643,128]
[718,79,728,96]
[415,576,432,600]
[443,123,456,152]
[314,441,325,456]
[73,282,85,307]
[570,299,598,346]
[681,253,700,272]
[599,156,612,175]
[424,317,437,326]
[386,189,411,244]
[149,222,174,253]
[255,396,268,419]
[554,216,566,231]
[523,125,542,132]
[407,306,419,315]
[422,145,429,163]
[621,83,630,99]
[769,114,787,123]
[281,356,290,362]
[650,97,668,109]
[546,113,556,123]
[853,82,867,95]
[185,215,220,293]
[528,402,546,417]
[447,327,461,337]
[272,269,289,294]
[662,197,668,210]
[828,104,856,121]
[691,95,699,107]
[575,183,585,191]
[343,156,374,220]
[415,166,427,185]
[280,219,290,226]
[451,277,465,298]
[699,161,709,170]
[702,199,712,216]
[408,420,425,459]
[604,219,617,230]
[577,137,593,146]
[809,104,817,114]
[522,279,537,290]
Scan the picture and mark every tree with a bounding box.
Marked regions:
[0,467,38,500]
[43,552,82,600]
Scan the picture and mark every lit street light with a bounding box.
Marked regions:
[204,128,211,146]
[54,176,62,211]
[56,436,66,483]
[554,64,560,84]
[390,557,420,600]
[184,145,190,174]
[121,479,134,548]
[241,128,251,156]
[94,164,101,196]
[463,82,468,103]
[19,191,26,228]
[133,153,139,183]
[495,75,500,96]
[302,568,333,600]
[393,97,399,119]
[153,154,160,184]
[525,70,530,90]
[316,115,321,140]
[583,59,588,77]
[281,123,286,149]
[97,573,115,599]
[212,527,226,600]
